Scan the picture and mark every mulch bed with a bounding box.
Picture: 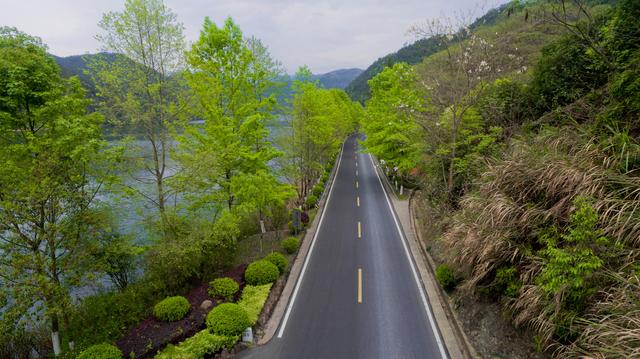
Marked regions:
[116,264,248,358]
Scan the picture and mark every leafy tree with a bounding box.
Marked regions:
[0,28,110,355]
[92,0,187,238]
[175,17,285,217]
[362,63,426,173]
[279,66,357,203]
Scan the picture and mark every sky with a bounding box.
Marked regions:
[0,0,500,74]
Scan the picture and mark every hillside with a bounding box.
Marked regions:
[361,0,639,357]
[345,3,508,103]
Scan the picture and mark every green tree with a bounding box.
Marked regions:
[0,28,110,355]
[93,0,187,238]
[362,63,426,173]
[175,17,284,217]
[279,67,357,203]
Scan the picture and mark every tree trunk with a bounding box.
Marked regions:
[51,315,61,356]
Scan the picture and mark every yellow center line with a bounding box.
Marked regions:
[357,196,360,207]
[358,221,362,238]
[358,268,363,304]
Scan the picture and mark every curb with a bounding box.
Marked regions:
[371,156,479,359]
[256,139,346,345]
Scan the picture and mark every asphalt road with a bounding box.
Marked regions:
[237,135,447,359]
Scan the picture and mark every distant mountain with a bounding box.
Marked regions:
[314,68,363,89]
[52,52,123,97]
[345,3,508,103]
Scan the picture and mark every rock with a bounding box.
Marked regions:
[200,300,213,310]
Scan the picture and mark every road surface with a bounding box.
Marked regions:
[238,135,447,359]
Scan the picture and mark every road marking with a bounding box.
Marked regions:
[356,180,359,189]
[369,154,448,358]
[357,268,363,304]
[357,196,360,207]
[276,140,346,339]
[358,221,362,239]
[356,169,358,177]
[356,161,358,168]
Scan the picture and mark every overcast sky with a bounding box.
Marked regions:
[0,0,502,74]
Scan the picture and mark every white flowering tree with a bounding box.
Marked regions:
[410,16,525,194]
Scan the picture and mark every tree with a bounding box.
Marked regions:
[93,0,187,238]
[362,63,426,174]
[175,17,287,218]
[279,67,357,203]
[0,28,110,356]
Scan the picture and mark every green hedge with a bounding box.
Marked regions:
[153,296,191,322]
[281,237,300,254]
[237,284,272,325]
[264,252,288,275]
[244,260,279,285]
[155,330,238,359]
[77,343,122,359]
[206,303,251,336]
[208,277,239,301]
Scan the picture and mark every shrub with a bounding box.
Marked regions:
[305,195,318,208]
[264,252,288,274]
[436,264,458,291]
[155,330,237,359]
[153,296,191,322]
[77,343,122,359]
[244,260,279,285]
[494,266,521,298]
[238,284,272,325]
[281,237,300,254]
[312,183,324,198]
[208,278,239,301]
[206,303,251,336]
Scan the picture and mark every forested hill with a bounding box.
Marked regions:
[314,68,363,89]
[345,3,507,103]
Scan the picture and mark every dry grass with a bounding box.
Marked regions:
[443,127,640,357]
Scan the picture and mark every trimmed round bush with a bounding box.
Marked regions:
[306,194,318,208]
[206,303,251,336]
[244,260,279,285]
[281,236,300,254]
[436,264,458,291]
[153,296,191,322]
[209,277,240,301]
[264,252,288,274]
[77,343,123,359]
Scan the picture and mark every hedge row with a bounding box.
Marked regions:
[237,284,272,325]
[154,330,237,359]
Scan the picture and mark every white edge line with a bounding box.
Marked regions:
[276,139,347,338]
[368,153,448,359]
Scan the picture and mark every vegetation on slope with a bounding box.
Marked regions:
[361,0,640,357]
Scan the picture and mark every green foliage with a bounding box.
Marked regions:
[477,78,534,127]
[155,330,238,359]
[531,34,608,113]
[312,183,324,198]
[494,267,521,298]
[208,278,240,301]
[206,303,251,336]
[264,252,288,275]
[435,264,458,291]
[77,343,122,359]
[281,237,300,254]
[305,195,318,208]
[244,260,279,285]
[237,284,272,325]
[362,63,426,173]
[537,197,608,310]
[153,296,191,322]
[68,282,160,347]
